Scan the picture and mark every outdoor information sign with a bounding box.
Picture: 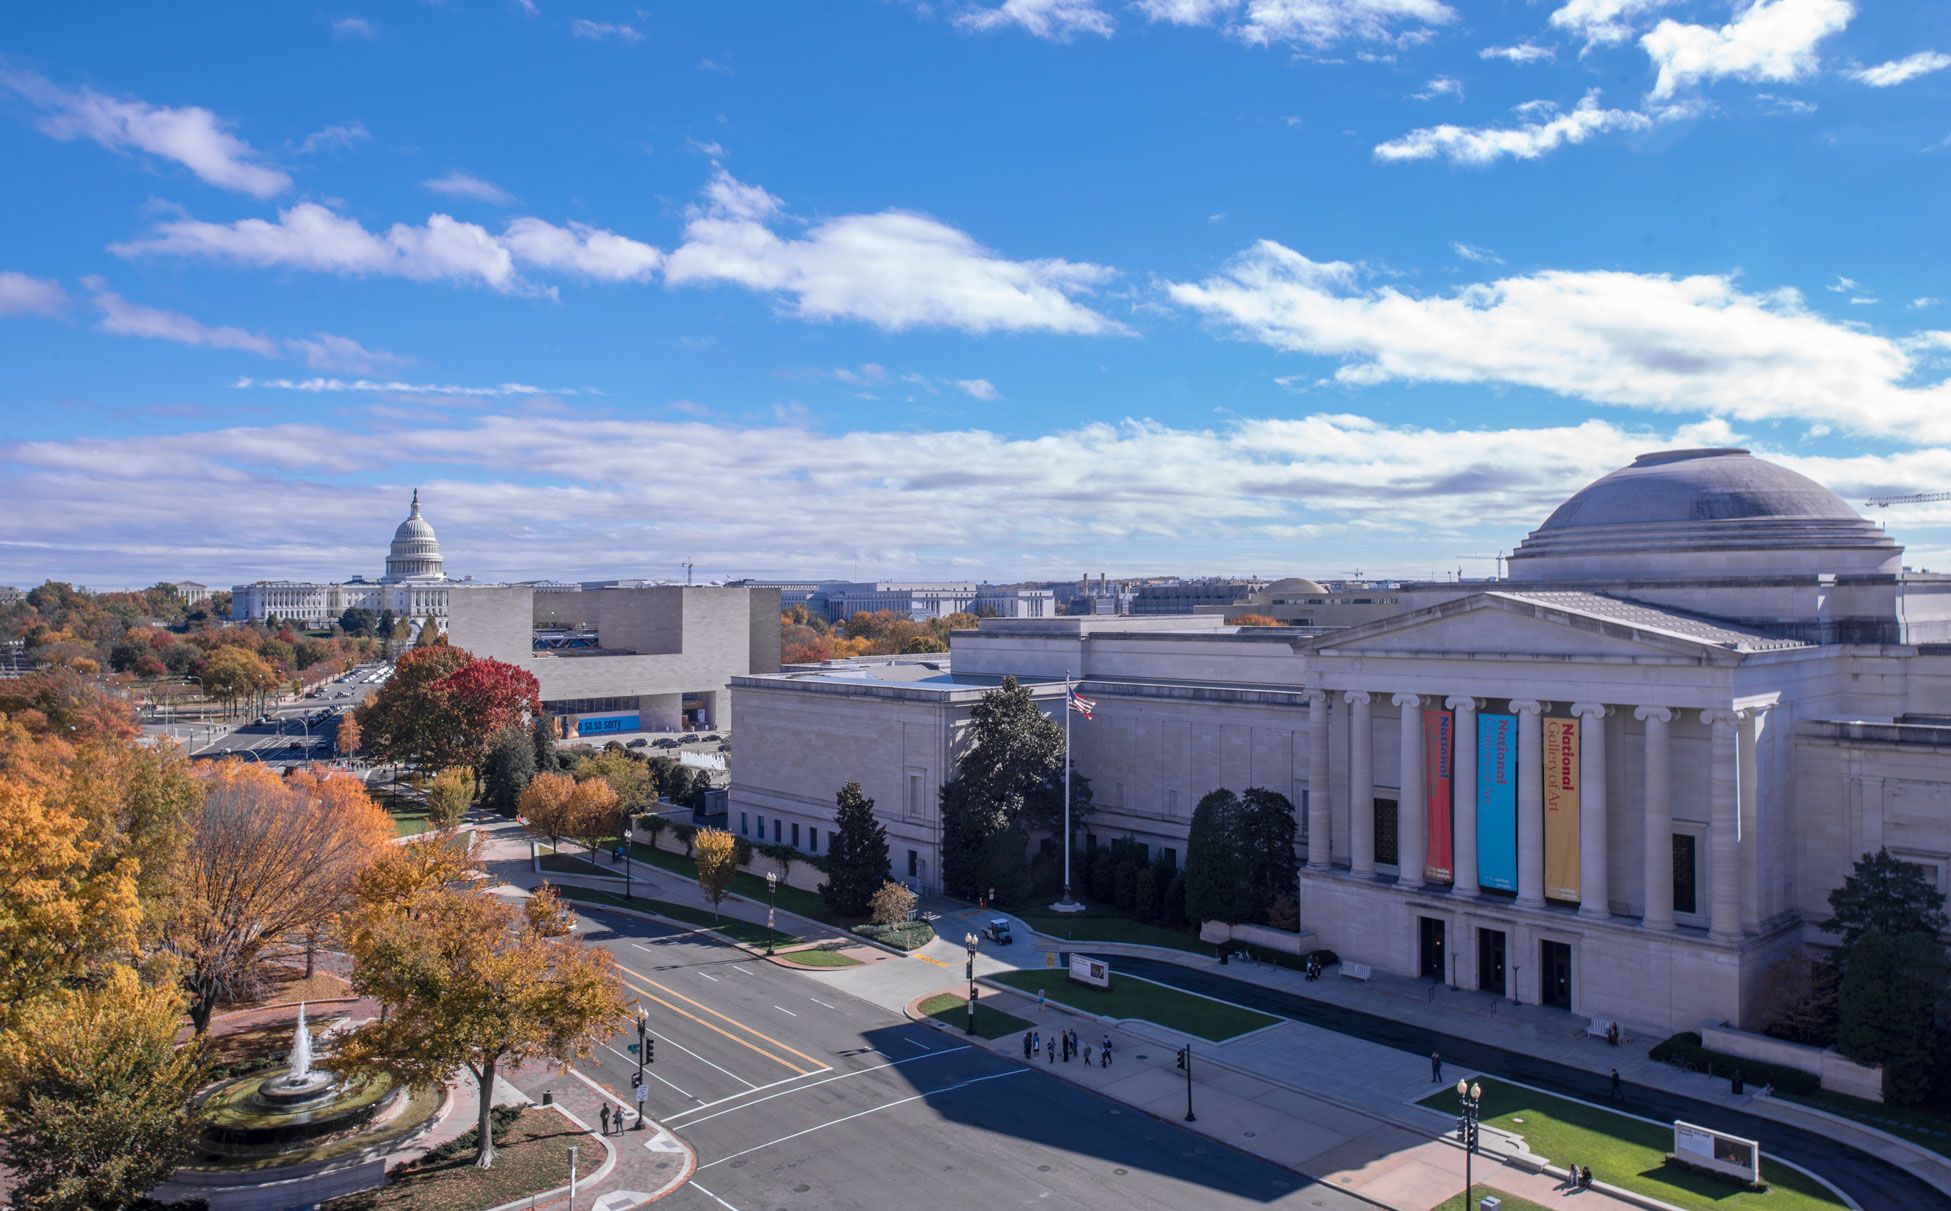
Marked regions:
[1673,1121,1759,1183]
[1068,955,1110,988]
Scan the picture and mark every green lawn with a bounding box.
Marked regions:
[553,883,803,949]
[1013,903,1209,955]
[1779,1089,1951,1163]
[623,838,842,923]
[919,992,1032,1040]
[1415,1078,1846,1211]
[986,969,1278,1042]
[782,947,862,968]
[374,788,430,837]
[1428,1186,1551,1211]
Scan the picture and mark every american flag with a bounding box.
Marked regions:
[1067,688,1095,719]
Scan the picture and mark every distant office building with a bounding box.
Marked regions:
[1192,578,1401,628]
[447,583,781,736]
[726,580,828,608]
[1052,573,1132,616]
[0,586,21,607]
[230,490,460,626]
[1129,577,1266,615]
[161,581,212,604]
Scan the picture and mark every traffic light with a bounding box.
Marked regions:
[1176,1047,1187,1070]
[1456,1116,1467,1144]
[631,1071,643,1089]
[646,1035,655,1064]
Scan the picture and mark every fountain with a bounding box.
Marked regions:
[197,1003,403,1149]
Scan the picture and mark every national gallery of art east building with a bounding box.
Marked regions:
[730,449,1951,1032]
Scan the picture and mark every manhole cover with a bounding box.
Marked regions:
[1244,1131,1256,1138]
[793,1184,810,1193]
[1038,1165,1052,1172]
[1137,1054,1149,1060]
[1114,1168,1129,1176]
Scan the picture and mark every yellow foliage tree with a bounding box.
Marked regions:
[694,827,739,920]
[424,767,478,832]
[517,770,577,848]
[337,878,627,1168]
[335,711,363,758]
[567,776,620,861]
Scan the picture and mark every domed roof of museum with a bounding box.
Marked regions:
[1265,577,1329,595]
[1508,449,1900,582]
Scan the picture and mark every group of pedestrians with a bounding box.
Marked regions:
[597,1103,634,1135]
[1022,1027,1113,1069]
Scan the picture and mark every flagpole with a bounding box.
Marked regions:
[1063,673,1072,904]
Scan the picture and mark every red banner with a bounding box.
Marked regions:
[1424,707,1454,883]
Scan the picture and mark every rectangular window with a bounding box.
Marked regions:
[740,812,748,836]
[1672,833,1698,916]
[809,827,818,853]
[1163,847,1178,870]
[791,822,800,847]
[907,849,919,878]
[1374,797,1399,868]
[756,814,764,840]
[772,818,781,843]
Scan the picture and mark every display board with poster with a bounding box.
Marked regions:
[1424,707,1454,883]
[1672,1120,1760,1184]
[1068,955,1110,988]
[1476,711,1518,892]
[1543,716,1581,903]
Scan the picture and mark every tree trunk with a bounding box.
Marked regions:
[189,988,217,1035]
[304,934,317,979]
[473,1057,498,1168]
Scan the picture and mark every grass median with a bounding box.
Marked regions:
[919,992,1030,1040]
[1415,1077,1847,1211]
[1012,904,1208,955]
[1429,1187,1550,1211]
[553,883,803,950]
[986,968,1278,1042]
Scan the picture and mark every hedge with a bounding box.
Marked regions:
[851,921,934,951]
[1647,1031,1819,1095]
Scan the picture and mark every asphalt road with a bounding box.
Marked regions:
[1104,955,1939,1211]
[563,903,1376,1211]
[168,664,384,769]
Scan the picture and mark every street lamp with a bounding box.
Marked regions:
[1177,1043,1196,1122]
[1456,1078,1483,1204]
[964,932,980,1035]
[765,871,778,957]
[623,819,635,902]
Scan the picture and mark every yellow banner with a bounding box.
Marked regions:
[1543,717,1580,903]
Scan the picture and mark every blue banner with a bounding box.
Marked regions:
[1477,712,1518,892]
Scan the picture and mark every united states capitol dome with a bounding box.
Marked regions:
[382,489,447,583]
[1507,449,1900,582]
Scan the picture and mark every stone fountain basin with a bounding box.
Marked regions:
[201,1068,402,1146]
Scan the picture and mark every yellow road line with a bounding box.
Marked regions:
[617,974,813,1076]
[618,963,827,1071]
[912,954,950,968]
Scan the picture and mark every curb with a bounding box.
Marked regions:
[1754,1091,1951,1200]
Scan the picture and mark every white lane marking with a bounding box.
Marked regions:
[772,1005,798,1017]
[689,1180,742,1211]
[604,1042,699,1102]
[671,1046,975,1126]
[660,1073,809,1121]
[697,1070,1028,1170]
[809,998,837,1010]
[697,971,720,982]
[644,1022,759,1091]
[904,1038,930,1051]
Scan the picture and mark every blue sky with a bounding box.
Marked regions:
[2,0,1948,588]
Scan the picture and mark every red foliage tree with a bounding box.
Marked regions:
[434,659,542,768]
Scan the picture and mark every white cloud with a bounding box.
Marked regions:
[502,217,662,282]
[332,16,376,38]
[955,378,1002,400]
[1641,0,1852,101]
[0,68,290,198]
[1828,275,1864,294]
[0,272,67,317]
[294,121,370,156]
[1480,42,1554,63]
[569,18,643,43]
[83,276,275,355]
[1850,50,1951,87]
[113,203,518,289]
[1411,76,1464,100]
[1375,90,1655,164]
[283,334,408,374]
[1165,240,1951,441]
[1451,241,1503,265]
[1912,298,1943,310]
[422,171,516,205]
[1232,0,1455,48]
[955,0,1116,41]
[236,377,577,397]
[663,169,1125,335]
[1549,0,1670,51]
[1134,0,1235,23]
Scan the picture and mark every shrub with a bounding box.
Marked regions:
[851,921,933,951]
[1113,861,1138,912]
[1161,872,1187,928]
[1308,947,1339,969]
[1029,850,1062,898]
[1090,851,1116,903]
[638,813,670,842]
[756,841,799,878]
[1133,865,1159,923]
[669,822,697,857]
[1647,1031,1820,1095]
[870,880,918,927]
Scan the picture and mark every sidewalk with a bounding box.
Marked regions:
[501,1056,695,1209]
[913,980,1643,1211]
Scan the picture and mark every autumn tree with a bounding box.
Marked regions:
[0,966,207,1211]
[353,831,481,922]
[819,782,889,917]
[53,736,199,946]
[166,761,391,1031]
[0,667,139,740]
[353,644,471,769]
[567,777,621,861]
[424,767,478,831]
[337,876,627,1168]
[694,827,739,920]
[200,646,278,715]
[574,747,653,816]
[870,879,917,928]
[435,658,543,768]
[518,771,577,849]
[335,712,363,758]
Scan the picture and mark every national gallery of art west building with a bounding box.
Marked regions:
[730,449,1951,1032]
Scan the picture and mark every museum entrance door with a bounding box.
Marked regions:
[1477,928,1506,995]
[1541,939,1573,1009]
[1418,917,1446,982]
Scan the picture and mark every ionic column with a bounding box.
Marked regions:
[1307,690,1332,871]
[1394,693,1426,889]
[1572,702,1610,920]
[1738,710,1761,934]
[1447,696,1482,897]
[1634,707,1676,930]
[1704,709,1743,943]
[1348,692,1375,878]
[1513,700,1546,907]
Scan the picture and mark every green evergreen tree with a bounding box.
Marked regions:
[1838,930,1951,1107]
[1238,787,1300,923]
[531,716,559,773]
[1826,849,1949,961]
[819,782,890,917]
[481,721,536,815]
[1161,872,1188,927]
[1184,789,1250,925]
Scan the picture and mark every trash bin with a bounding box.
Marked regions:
[1479,1197,1501,1211]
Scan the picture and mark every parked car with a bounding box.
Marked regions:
[655,738,680,749]
[681,733,699,743]
[700,733,722,742]
[627,738,649,748]
[983,918,1013,945]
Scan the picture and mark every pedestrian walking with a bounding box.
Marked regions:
[1023,1031,1034,1060]
[1101,1035,1112,1067]
[1048,1040,1056,1065]
[600,1104,611,1134]
[1610,1068,1622,1100]
[1431,1051,1443,1082]
[1083,1044,1093,1065]
[1038,986,1046,1013]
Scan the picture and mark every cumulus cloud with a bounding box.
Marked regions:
[1549,0,1671,51]
[422,171,516,205]
[0,68,290,197]
[955,378,1003,400]
[955,0,1116,40]
[331,16,376,38]
[1229,0,1456,49]
[569,18,643,43]
[83,277,276,355]
[1164,240,1951,441]
[283,334,409,374]
[1480,42,1554,63]
[236,376,577,397]
[294,121,370,156]
[663,169,1124,335]
[502,217,662,282]
[1641,0,1852,101]
[1850,51,1951,87]
[1452,242,1503,264]
[1411,76,1463,100]
[0,271,67,317]
[1375,91,1656,164]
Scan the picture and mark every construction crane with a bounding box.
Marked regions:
[1455,553,1507,579]
[1864,492,1951,509]
[682,560,695,586]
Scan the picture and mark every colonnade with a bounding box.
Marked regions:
[1303,690,1747,942]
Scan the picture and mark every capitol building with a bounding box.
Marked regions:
[230,490,459,626]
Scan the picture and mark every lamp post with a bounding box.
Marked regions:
[1456,1077,1483,1205]
[766,871,777,956]
[964,932,980,1034]
[1176,1043,1197,1121]
[623,820,635,902]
